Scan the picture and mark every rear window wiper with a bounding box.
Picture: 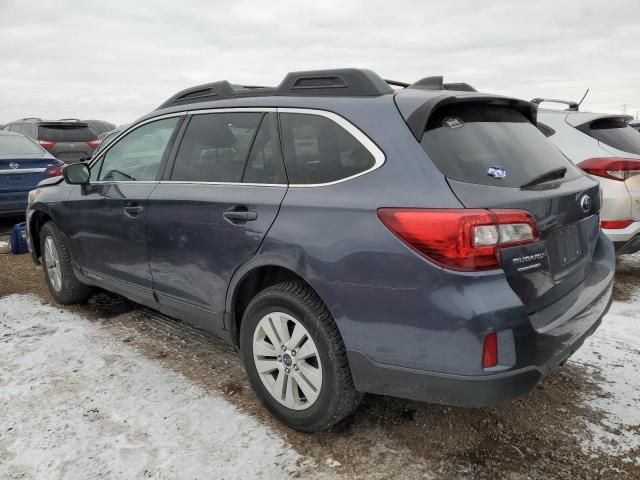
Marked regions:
[520,167,567,189]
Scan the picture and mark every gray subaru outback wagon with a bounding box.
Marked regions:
[26,69,614,431]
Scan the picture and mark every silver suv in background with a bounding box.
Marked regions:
[535,99,640,254]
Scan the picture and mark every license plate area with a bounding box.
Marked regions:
[558,224,582,266]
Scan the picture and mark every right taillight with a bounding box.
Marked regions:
[377,208,540,272]
[578,157,640,181]
[601,220,633,229]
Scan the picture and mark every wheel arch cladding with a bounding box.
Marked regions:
[229,265,332,348]
[29,210,53,259]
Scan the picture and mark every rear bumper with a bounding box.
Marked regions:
[0,202,27,217]
[603,221,640,254]
[348,280,611,406]
[347,233,615,407]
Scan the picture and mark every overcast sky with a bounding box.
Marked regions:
[1,0,638,126]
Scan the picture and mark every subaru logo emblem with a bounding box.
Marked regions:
[9,162,19,169]
[580,194,592,213]
[487,166,507,179]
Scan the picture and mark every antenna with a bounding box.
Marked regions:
[576,88,590,109]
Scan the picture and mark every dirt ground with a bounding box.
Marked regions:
[1,216,638,480]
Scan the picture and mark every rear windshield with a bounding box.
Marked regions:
[580,118,640,155]
[0,135,43,155]
[420,104,579,188]
[38,124,97,142]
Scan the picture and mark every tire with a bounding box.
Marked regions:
[240,281,362,432]
[40,221,92,305]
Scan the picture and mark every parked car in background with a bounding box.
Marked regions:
[3,118,101,163]
[631,121,640,133]
[84,119,117,136]
[26,69,614,432]
[534,99,640,254]
[0,131,63,217]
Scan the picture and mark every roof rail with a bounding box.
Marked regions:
[407,76,477,92]
[156,68,394,110]
[58,118,83,122]
[531,98,579,111]
[21,117,42,121]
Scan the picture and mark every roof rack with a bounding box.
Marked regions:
[21,117,42,121]
[531,98,579,111]
[156,68,394,109]
[58,118,83,122]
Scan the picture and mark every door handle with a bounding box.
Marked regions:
[223,206,258,224]
[123,203,144,217]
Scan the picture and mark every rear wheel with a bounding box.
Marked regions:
[40,222,92,304]
[240,281,362,432]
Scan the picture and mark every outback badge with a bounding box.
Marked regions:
[487,166,507,179]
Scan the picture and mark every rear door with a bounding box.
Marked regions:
[38,122,98,163]
[417,101,601,313]
[146,110,287,327]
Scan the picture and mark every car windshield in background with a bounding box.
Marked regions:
[0,135,43,155]
[581,118,640,155]
[420,104,579,188]
[38,124,96,142]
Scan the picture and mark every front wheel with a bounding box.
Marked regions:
[240,281,362,432]
[40,221,92,304]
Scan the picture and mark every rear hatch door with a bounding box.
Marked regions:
[410,97,601,314]
[38,122,98,163]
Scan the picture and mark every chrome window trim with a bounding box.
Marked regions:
[88,107,385,188]
[0,167,46,175]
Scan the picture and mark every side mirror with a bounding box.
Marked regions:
[63,162,90,185]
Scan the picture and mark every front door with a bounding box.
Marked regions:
[63,116,182,297]
[146,111,288,328]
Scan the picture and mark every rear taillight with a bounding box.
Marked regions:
[482,332,498,368]
[578,157,640,181]
[44,165,63,178]
[377,208,540,272]
[601,220,633,229]
[86,139,101,149]
[38,139,56,150]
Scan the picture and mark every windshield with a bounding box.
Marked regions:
[581,118,640,155]
[420,104,580,188]
[0,134,44,155]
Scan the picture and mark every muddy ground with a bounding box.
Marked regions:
[1,216,638,479]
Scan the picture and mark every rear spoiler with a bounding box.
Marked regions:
[404,94,538,141]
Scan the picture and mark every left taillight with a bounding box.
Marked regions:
[44,165,64,178]
[578,157,640,181]
[377,208,540,272]
[86,139,101,149]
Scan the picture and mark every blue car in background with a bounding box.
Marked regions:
[0,131,63,217]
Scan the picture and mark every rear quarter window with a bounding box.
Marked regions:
[279,113,376,184]
[420,104,579,188]
[38,124,97,142]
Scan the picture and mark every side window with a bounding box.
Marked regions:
[98,117,179,181]
[243,113,287,184]
[170,112,262,182]
[279,113,375,184]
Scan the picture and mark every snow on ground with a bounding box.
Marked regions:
[572,299,640,463]
[0,239,9,251]
[0,294,300,480]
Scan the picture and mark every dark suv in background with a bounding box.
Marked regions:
[3,118,105,163]
[26,68,614,432]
